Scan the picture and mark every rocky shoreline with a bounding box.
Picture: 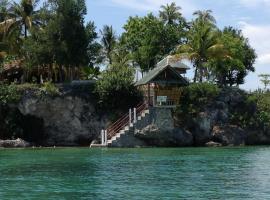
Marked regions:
[0,85,269,148]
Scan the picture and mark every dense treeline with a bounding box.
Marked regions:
[0,1,257,86]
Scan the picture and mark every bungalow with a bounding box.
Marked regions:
[135,56,189,107]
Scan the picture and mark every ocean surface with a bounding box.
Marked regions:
[1,147,270,199]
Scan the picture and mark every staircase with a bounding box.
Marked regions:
[91,102,149,147]
[107,108,150,147]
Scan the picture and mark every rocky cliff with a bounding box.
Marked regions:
[0,83,108,146]
[0,84,269,147]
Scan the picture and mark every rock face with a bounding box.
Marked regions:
[212,125,246,146]
[246,129,270,145]
[18,94,105,146]
[0,138,30,148]
[135,108,193,147]
[205,141,222,147]
[192,112,212,145]
[136,124,193,147]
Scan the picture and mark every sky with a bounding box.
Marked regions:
[84,0,270,90]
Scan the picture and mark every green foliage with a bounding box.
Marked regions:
[40,82,59,96]
[100,25,117,64]
[0,83,21,104]
[176,83,221,123]
[259,74,270,89]
[122,10,187,72]
[176,10,227,83]
[230,90,270,129]
[81,66,100,80]
[22,0,101,82]
[209,27,256,86]
[96,64,142,110]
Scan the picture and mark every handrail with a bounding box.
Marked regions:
[106,102,148,140]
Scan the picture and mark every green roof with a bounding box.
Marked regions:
[135,64,188,86]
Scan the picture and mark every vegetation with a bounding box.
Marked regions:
[259,74,270,89]
[176,83,221,124]
[230,90,270,130]
[0,1,257,87]
[0,83,21,104]
[96,59,142,111]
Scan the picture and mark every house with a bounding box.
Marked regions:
[135,56,190,107]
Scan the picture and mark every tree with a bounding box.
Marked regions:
[4,0,41,38]
[259,74,270,89]
[209,27,256,86]
[96,58,141,110]
[122,12,186,73]
[100,25,117,65]
[23,0,98,82]
[176,10,226,83]
[159,2,182,25]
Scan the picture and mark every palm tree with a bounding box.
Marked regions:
[100,25,117,65]
[159,2,182,25]
[1,0,41,39]
[175,10,226,82]
[193,10,216,25]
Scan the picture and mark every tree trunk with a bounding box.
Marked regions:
[193,67,198,83]
[24,24,27,38]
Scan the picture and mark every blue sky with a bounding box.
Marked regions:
[85,0,270,90]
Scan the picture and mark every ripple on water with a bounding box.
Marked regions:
[1,147,270,199]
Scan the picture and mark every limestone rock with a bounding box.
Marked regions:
[192,112,212,145]
[212,125,246,146]
[135,124,193,147]
[18,94,106,146]
[205,141,222,147]
[246,129,270,145]
[0,138,30,148]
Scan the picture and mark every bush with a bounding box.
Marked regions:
[176,83,221,118]
[0,84,22,105]
[40,82,60,96]
[96,64,142,111]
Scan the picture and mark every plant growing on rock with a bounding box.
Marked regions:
[175,83,221,125]
[96,57,142,111]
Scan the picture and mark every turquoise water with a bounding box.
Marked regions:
[1,147,270,200]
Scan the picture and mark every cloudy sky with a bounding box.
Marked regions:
[84,0,270,90]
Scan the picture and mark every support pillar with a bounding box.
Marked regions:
[133,108,137,123]
[101,130,104,145]
[104,130,107,145]
[129,109,132,126]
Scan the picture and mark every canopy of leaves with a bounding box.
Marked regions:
[122,11,187,72]
[96,62,142,111]
[209,27,256,86]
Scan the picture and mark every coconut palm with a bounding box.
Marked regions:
[159,2,182,25]
[100,25,117,65]
[1,0,41,39]
[175,10,227,82]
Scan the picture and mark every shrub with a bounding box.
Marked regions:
[40,82,60,96]
[229,90,270,129]
[176,83,221,119]
[96,64,142,111]
[0,84,21,105]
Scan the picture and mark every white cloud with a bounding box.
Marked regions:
[109,0,197,16]
[239,22,270,64]
[258,54,270,65]
[240,0,270,7]
[239,22,270,90]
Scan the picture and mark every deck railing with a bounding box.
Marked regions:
[106,102,148,140]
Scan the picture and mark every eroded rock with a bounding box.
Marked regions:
[0,138,30,148]
[212,125,246,146]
